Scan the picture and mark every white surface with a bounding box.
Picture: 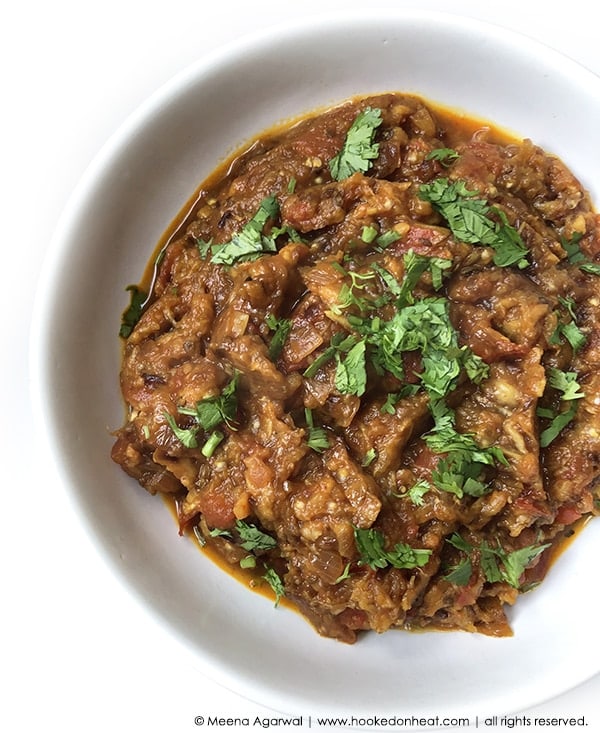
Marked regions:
[4,1,600,731]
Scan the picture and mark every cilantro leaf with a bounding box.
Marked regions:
[547,367,584,401]
[163,412,199,448]
[537,367,583,447]
[426,147,460,166]
[303,332,357,379]
[235,520,277,552]
[559,232,600,274]
[179,374,239,431]
[330,267,377,315]
[418,178,529,268]
[304,408,330,453]
[405,478,431,506]
[354,527,432,570]
[555,296,586,352]
[210,196,279,265]
[334,338,367,396]
[329,107,383,181]
[262,567,285,606]
[538,402,578,448]
[443,559,473,586]
[266,314,292,360]
[166,375,239,454]
[444,533,550,589]
[119,284,147,338]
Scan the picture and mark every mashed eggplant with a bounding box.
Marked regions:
[112,93,600,642]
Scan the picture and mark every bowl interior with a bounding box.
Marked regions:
[31,9,600,722]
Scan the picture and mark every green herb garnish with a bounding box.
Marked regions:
[266,313,292,360]
[262,567,285,606]
[444,532,550,589]
[119,284,147,338]
[165,374,239,455]
[163,412,199,448]
[210,196,279,266]
[235,520,277,552]
[418,178,529,269]
[329,107,383,181]
[560,232,600,275]
[537,367,583,447]
[354,527,432,570]
[426,148,459,166]
[304,408,330,453]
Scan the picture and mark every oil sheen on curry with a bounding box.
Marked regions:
[112,92,600,643]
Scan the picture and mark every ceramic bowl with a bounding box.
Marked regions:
[31,9,600,725]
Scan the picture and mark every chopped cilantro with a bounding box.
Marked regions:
[303,332,360,379]
[179,374,239,432]
[426,147,460,166]
[537,404,578,447]
[210,196,279,266]
[262,567,285,606]
[537,367,583,447]
[304,408,330,453]
[424,400,507,498]
[444,533,550,589]
[404,478,431,507]
[235,520,277,552]
[329,107,383,181]
[163,412,199,449]
[165,375,239,455]
[119,284,147,338]
[354,527,432,570]
[418,178,529,269]
[201,430,224,457]
[547,367,584,402]
[550,296,587,352]
[362,448,377,467]
[380,386,420,414]
[330,267,377,316]
[266,313,292,360]
[361,224,379,243]
[359,296,488,398]
[334,563,352,584]
[375,229,401,249]
[560,231,600,274]
[334,338,367,396]
[195,237,213,259]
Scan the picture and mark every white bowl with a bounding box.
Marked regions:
[31,9,600,725]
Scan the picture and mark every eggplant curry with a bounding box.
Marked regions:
[112,93,600,642]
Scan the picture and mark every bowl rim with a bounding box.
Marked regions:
[29,7,600,725]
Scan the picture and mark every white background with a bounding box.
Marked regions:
[4,1,599,731]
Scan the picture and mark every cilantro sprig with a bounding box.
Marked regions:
[266,313,292,360]
[304,408,330,453]
[164,374,239,456]
[354,527,432,570]
[329,107,383,181]
[418,178,529,269]
[210,196,280,266]
[235,520,277,552]
[537,367,584,448]
[560,232,600,275]
[426,147,460,166]
[303,332,367,397]
[444,532,550,589]
[262,567,285,607]
[550,296,586,352]
[424,400,508,498]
